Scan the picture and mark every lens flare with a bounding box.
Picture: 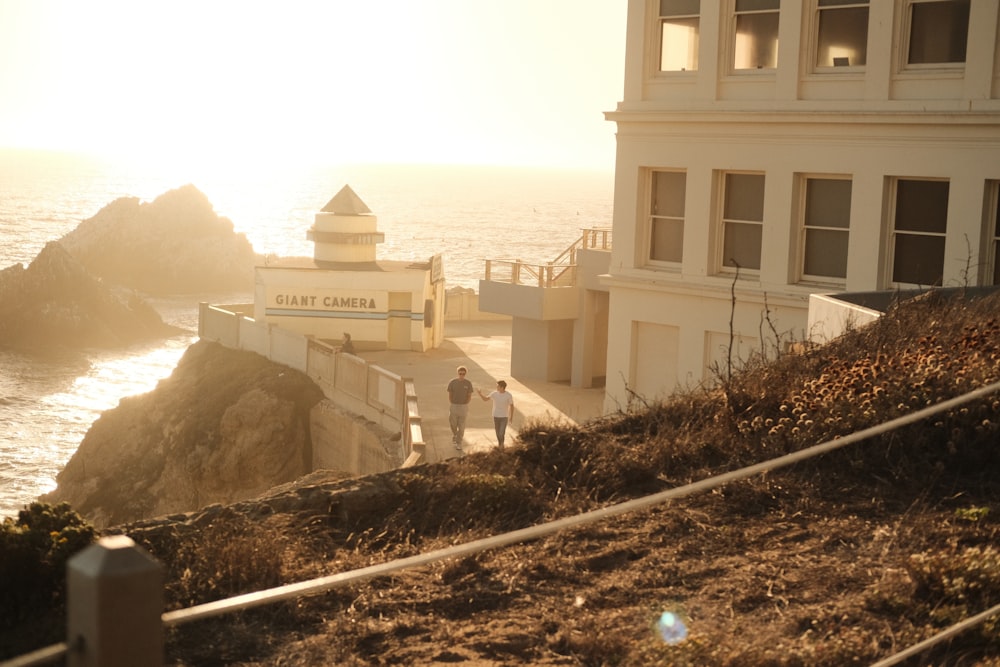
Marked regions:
[657,611,688,645]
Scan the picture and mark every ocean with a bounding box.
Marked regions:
[0,149,614,519]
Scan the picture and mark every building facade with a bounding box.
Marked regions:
[254,186,446,352]
[477,230,612,388]
[602,0,1000,411]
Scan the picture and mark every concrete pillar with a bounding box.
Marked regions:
[67,535,163,667]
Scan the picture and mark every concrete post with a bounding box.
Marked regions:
[197,302,206,339]
[67,535,163,667]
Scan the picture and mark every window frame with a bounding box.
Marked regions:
[886,177,950,288]
[717,170,766,276]
[797,174,852,285]
[729,0,781,73]
[646,169,687,268]
[810,0,870,73]
[983,181,1000,286]
[900,0,970,71]
[657,0,700,73]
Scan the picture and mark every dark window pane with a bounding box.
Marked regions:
[736,0,779,10]
[817,6,868,67]
[723,222,762,270]
[724,173,765,221]
[992,192,1000,285]
[895,180,949,233]
[804,228,848,278]
[806,179,852,229]
[993,240,1000,285]
[892,234,945,285]
[660,0,699,15]
[908,0,969,64]
[653,172,686,217]
[651,218,684,262]
[994,191,1000,236]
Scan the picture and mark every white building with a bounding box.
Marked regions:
[598,0,1000,411]
[254,185,446,351]
[478,230,612,388]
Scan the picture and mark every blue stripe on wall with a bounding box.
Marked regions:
[265,309,425,320]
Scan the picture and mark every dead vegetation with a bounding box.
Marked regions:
[7,290,1000,665]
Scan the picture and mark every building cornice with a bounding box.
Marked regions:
[601,270,821,308]
[605,104,1000,127]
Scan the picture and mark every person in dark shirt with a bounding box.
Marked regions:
[340,332,355,355]
[446,365,474,450]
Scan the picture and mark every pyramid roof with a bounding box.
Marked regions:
[321,185,372,215]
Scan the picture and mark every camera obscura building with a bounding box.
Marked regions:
[253,185,446,351]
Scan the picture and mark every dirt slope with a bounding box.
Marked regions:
[120,290,1000,666]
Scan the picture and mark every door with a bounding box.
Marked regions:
[387,292,412,350]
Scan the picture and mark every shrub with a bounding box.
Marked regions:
[156,513,285,609]
[0,502,96,658]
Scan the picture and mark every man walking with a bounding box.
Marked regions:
[446,365,474,450]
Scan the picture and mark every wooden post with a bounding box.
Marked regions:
[67,535,163,667]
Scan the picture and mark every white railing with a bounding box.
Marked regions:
[483,259,577,287]
[7,380,1000,667]
[482,227,611,288]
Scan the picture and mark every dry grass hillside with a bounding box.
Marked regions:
[8,290,1000,665]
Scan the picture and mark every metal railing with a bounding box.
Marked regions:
[6,380,1000,667]
[483,259,577,287]
[482,227,611,288]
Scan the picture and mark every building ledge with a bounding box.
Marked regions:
[478,281,579,320]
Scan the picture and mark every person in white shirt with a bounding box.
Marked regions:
[477,380,514,449]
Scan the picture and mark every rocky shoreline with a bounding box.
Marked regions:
[0,184,258,354]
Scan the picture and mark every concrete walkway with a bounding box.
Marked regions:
[362,320,606,464]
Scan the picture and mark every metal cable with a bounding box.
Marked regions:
[869,601,1000,667]
[163,380,1000,629]
[0,643,68,667]
[6,380,999,666]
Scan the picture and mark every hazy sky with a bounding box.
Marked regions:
[0,1,626,171]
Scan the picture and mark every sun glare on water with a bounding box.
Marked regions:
[41,338,192,417]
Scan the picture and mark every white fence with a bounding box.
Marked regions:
[198,303,426,461]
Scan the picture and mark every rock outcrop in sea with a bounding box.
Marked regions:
[58,184,259,294]
[0,241,180,352]
[41,340,329,528]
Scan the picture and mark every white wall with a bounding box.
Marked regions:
[603,0,1000,410]
[253,265,444,351]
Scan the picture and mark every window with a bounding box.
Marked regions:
[906,0,969,65]
[890,179,949,286]
[733,0,780,70]
[985,182,1000,285]
[659,0,699,72]
[815,0,869,68]
[801,177,851,280]
[649,171,686,264]
[721,173,765,272]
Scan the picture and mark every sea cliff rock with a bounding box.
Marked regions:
[0,241,180,352]
[58,184,259,294]
[41,340,327,527]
